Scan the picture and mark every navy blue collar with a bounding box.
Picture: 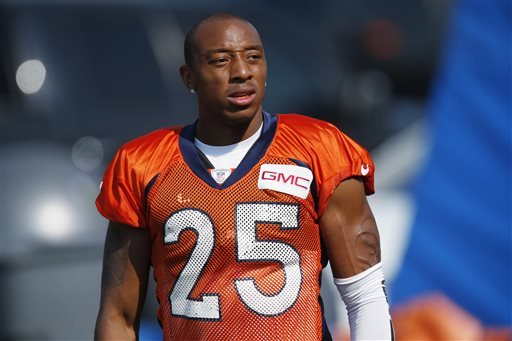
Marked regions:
[179,111,278,189]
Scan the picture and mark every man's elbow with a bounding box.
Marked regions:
[94,308,138,341]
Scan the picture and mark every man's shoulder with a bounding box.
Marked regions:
[120,125,183,154]
[107,126,185,175]
[272,112,367,157]
[275,113,340,136]
[270,113,347,161]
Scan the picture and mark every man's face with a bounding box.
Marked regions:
[186,18,267,126]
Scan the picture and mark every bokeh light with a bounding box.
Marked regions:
[361,19,404,60]
[34,199,73,241]
[1,141,106,257]
[72,136,104,172]
[15,59,47,94]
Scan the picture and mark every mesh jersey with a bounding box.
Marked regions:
[96,112,374,341]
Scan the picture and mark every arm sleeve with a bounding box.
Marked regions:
[334,263,395,340]
[316,126,375,216]
[96,147,147,228]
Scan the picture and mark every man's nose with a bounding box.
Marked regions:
[230,55,253,81]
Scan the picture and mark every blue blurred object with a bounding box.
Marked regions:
[391,0,512,326]
[139,320,163,341]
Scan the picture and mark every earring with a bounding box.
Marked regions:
[190,89,195,94]
[264,82,267,88]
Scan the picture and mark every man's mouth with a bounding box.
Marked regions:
[227,90,256,107]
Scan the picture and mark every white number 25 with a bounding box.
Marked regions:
[164,203,302,319]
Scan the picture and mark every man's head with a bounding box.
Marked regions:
[180,14,267,142]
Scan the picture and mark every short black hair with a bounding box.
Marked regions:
[184,13,251,66]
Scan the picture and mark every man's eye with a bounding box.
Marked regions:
[247,54,262,60]
[211,58,229,65]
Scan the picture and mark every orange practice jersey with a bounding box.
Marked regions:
[96,112,374,340]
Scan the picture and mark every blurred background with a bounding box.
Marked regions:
[0,0,510,340]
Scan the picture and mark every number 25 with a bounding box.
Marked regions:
[164,203,302,319]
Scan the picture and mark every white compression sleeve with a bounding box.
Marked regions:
[334,263,394,340]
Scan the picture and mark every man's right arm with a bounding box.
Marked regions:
[95,221,152,340]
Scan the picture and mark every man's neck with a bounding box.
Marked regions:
[195,109,263,146]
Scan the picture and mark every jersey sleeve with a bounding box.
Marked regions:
[315,125,375,217]
[96,146,147,228]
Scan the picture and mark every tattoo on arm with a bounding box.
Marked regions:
[354,215,381,270]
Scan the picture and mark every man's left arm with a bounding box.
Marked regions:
[319,177,394,340]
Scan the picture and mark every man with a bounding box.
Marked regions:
[95,13,393,340]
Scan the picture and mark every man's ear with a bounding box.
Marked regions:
[180,65,195,91]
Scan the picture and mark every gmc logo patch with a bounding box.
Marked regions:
[258,164,313,199]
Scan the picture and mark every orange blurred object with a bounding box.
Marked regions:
[336,293,511,340]
[392,294,484,340]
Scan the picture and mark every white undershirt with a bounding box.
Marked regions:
[194,123,263,169]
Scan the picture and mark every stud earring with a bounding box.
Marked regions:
[264,82,267,88]
[190,89,195,94]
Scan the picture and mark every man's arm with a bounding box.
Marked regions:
[95,221,152,340]
[319,177,380,277]
[320,177,394,340]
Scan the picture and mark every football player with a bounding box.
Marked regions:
[95,13,393,340]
